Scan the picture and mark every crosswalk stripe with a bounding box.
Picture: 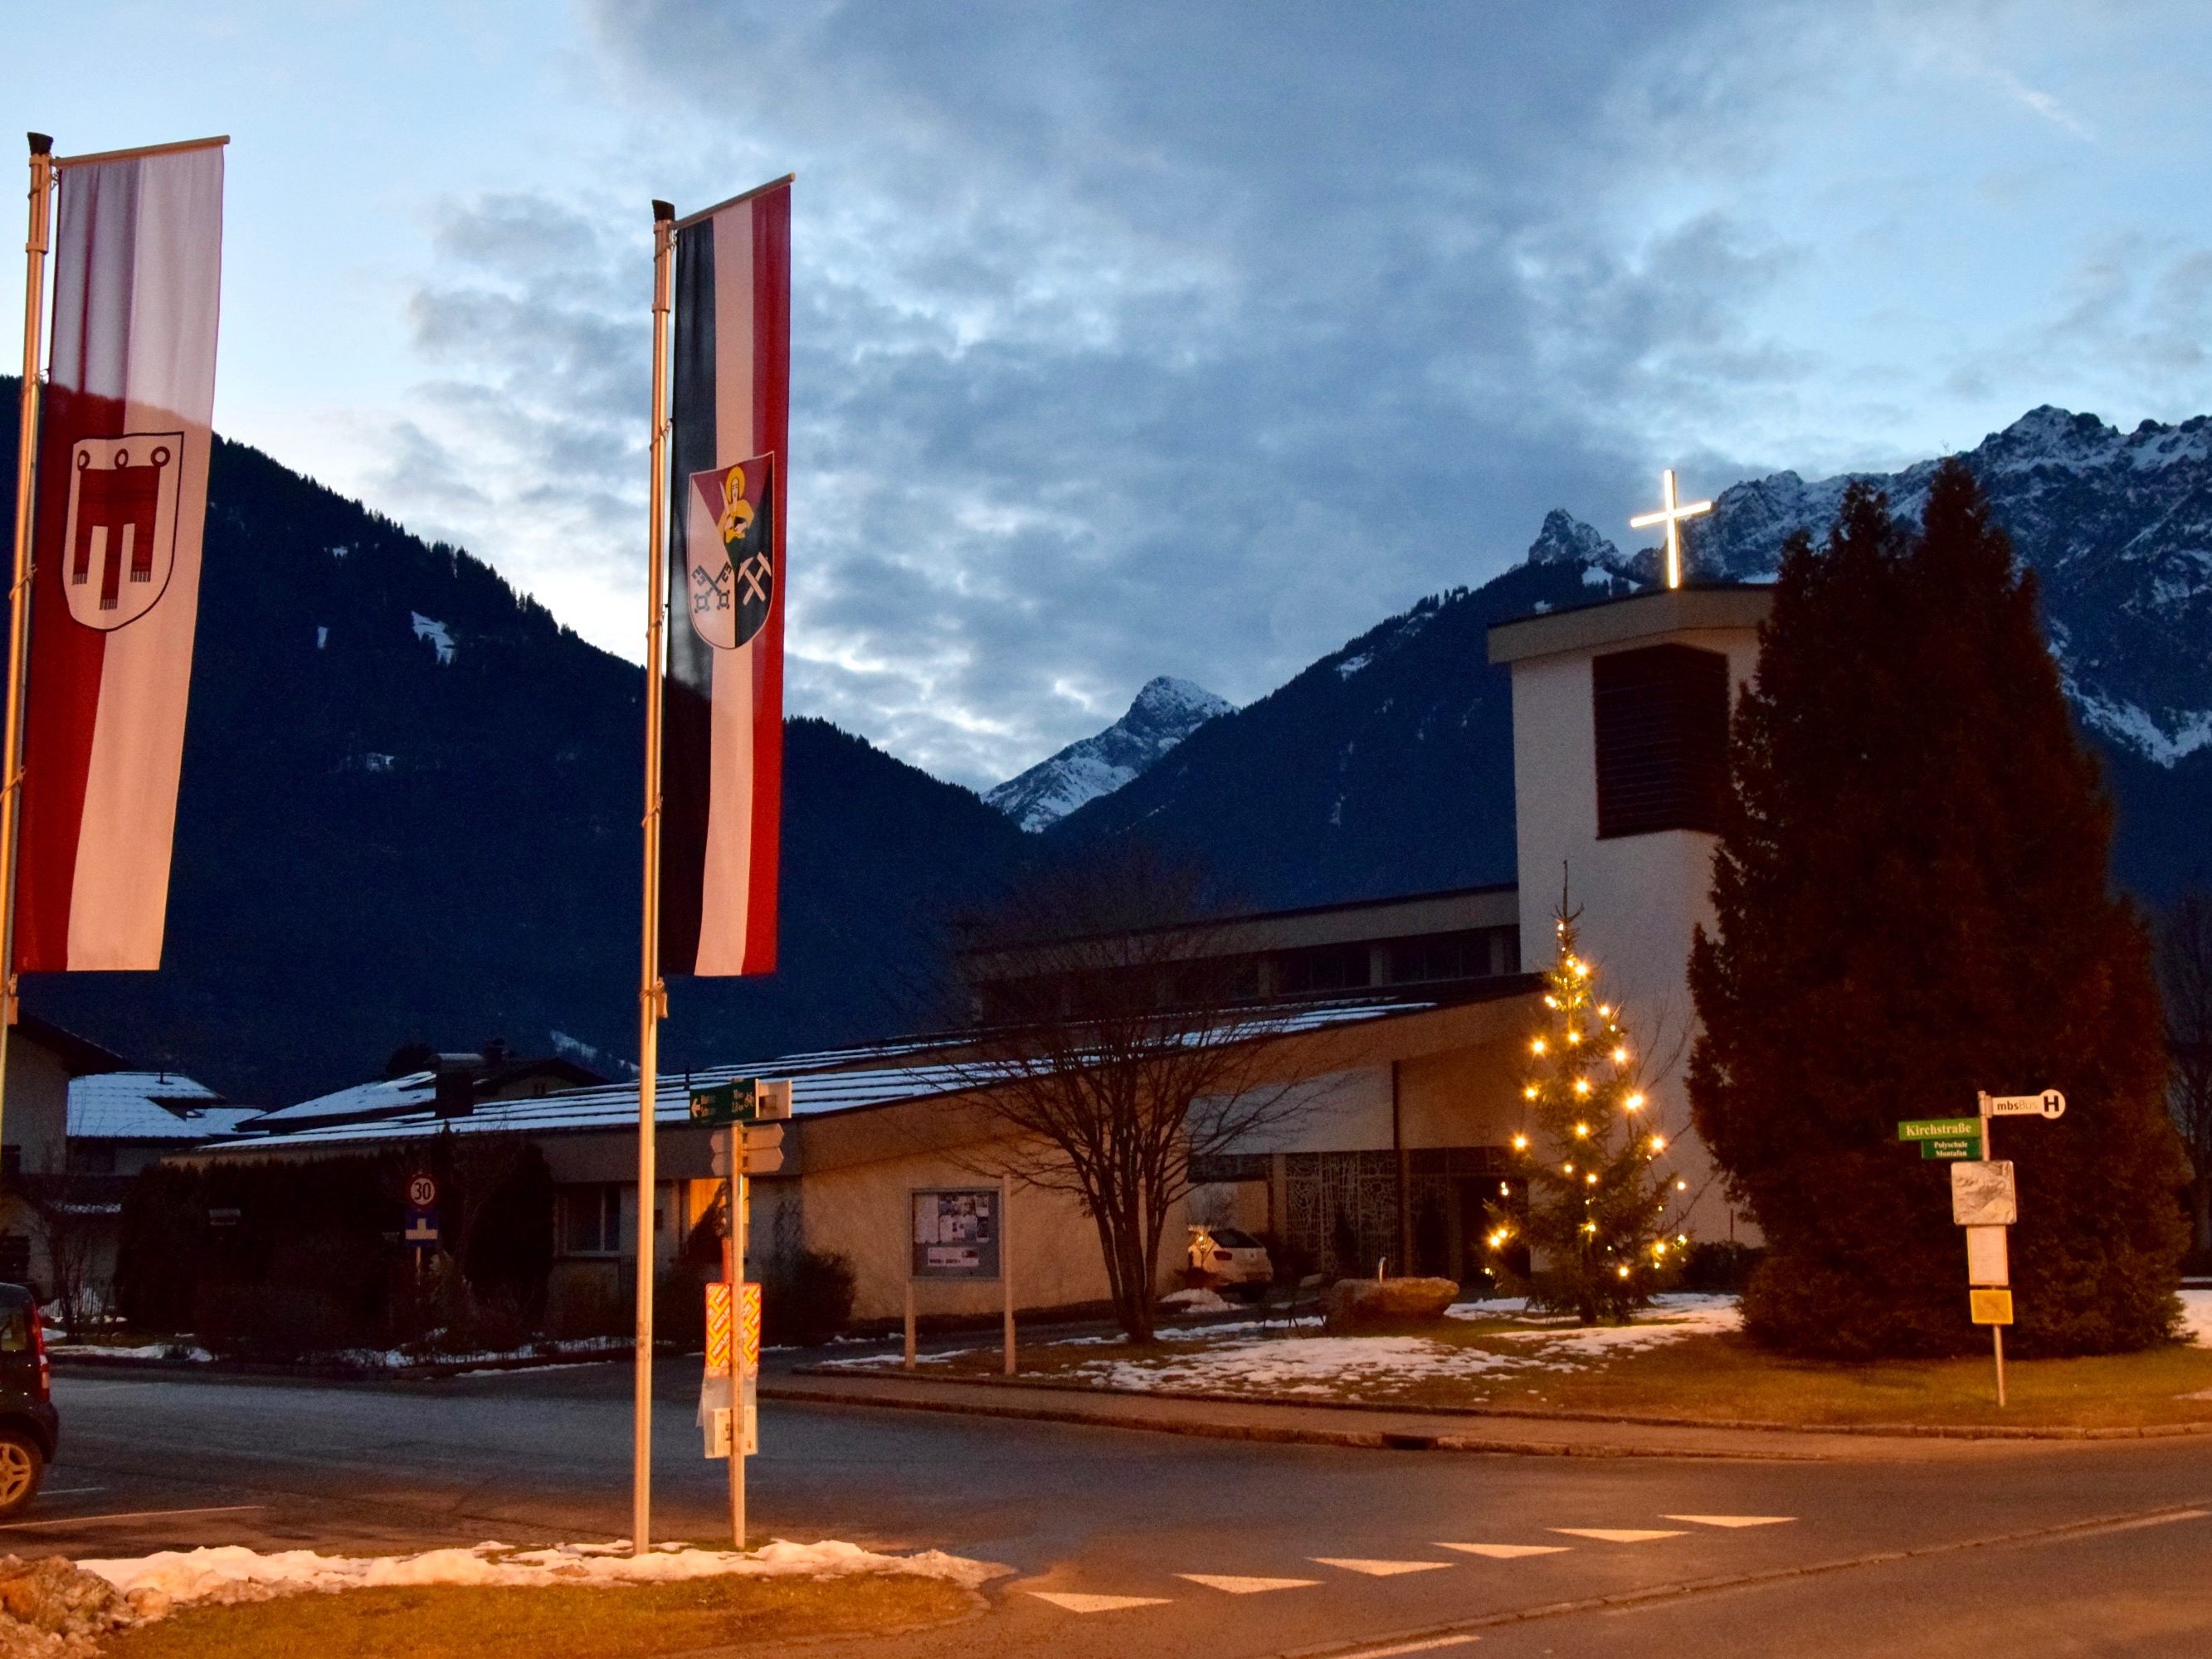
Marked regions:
[1665,1515,1796,1529]
[1313,1557,1454,1576]
[1550,1528,1686,1544]
[1026,1590,1173,1613]
[1180,1573,1320,1593]
[1435,1542,1571,1559]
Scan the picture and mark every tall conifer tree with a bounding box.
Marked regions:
[1689,462,2185,1358]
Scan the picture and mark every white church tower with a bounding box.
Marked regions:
[1488,584,1772,1238]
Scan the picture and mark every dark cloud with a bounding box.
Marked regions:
[378,1,1825,786]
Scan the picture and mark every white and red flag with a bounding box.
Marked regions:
[17,139,224,971]
[661,178,788,976]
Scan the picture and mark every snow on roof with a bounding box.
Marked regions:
[246,1072,439,1129]
[69,1073,258,1142]
[209,997,1463,1155]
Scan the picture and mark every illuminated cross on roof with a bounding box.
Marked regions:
[1630,468,1713,591]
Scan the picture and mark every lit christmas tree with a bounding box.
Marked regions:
[1486,908,1686,1323]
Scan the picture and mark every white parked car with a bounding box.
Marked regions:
[1186,1225,1274,1293]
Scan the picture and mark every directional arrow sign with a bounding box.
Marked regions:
[1984,1089,2065,1120]
[689,1080,757,1127]
[740,1146,785,1176]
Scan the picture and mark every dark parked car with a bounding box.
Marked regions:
[0,1285,56,1516]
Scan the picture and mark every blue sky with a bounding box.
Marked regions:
[9,1,2212,788]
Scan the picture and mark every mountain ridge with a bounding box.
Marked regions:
[985,675,1233,831]
[1047,405,2212,907]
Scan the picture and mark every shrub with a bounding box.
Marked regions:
[760,1250,855,1347]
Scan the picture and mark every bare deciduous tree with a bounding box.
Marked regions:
[943,845,1328,1342]
[2160,890,2212,1254]
[17,1177,100,1337]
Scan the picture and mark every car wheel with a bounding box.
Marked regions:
[0,1432,44,1518]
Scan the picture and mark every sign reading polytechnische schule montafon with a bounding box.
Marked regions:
[911,1189,1001,1280]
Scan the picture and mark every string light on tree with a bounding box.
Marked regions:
[1483,903,1692,1323]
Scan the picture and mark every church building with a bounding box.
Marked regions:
[211,574,1776,1332]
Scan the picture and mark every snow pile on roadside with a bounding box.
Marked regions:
[816,1346,981,1369]
[78,1538,1008,1620]
[1071,1334,1534,1396]
[46,1340,212,1363]
[0,1554,140,1656]
[329,1335,631,1371]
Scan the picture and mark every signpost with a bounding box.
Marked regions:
[694,1078,788,1549]
[1896,1118,1982,1160]
[1900,1089,2066,1408]
[907,1182,1016,1376]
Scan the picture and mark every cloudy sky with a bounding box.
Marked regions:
[10,2,2212,788]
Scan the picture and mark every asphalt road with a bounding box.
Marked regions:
[29,1359,2212,1657]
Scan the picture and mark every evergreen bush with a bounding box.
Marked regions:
[1689,462,2187,1357]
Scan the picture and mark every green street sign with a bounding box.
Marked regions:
[689,1079,758,1127]
[1898,1118,1981,1160]
[1898,1117,1979,1141]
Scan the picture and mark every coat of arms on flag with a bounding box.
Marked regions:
[61,433,185,630]
[685,455,775,651]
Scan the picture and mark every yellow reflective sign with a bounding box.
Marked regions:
[1970,1288,2014,1326]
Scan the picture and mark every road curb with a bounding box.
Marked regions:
[50,1346,635,1382]
[757,1379,1819,1460]
[784,1362,2212,1443]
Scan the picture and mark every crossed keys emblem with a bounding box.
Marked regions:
[691,561,733,613]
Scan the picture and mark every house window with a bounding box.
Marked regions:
[1277,943,1371,996]
[561,1185,624,1257]
[1592,644,1731,839]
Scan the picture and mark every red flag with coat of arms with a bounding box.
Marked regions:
[17,138,224,971]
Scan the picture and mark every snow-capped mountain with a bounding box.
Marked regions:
[1648,407,2212,767]
[987,676,1235,831]
[1049,436,2212,907]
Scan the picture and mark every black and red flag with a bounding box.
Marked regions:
[661,177,789,976]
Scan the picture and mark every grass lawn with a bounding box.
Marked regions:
[103,1574,981,1659]
[862,1299,2212,1431]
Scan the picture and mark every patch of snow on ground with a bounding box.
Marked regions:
[1160,1287,1234,1312]
[816,1346,981,1369]
[1049,1317,1323,1349]
[1445,1292,1740,1350]
[1071,1335,1534,1397]
[79,1538,1008,1617]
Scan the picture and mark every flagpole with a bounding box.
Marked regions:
[0,134,56,1161]
[632,198,676,1559]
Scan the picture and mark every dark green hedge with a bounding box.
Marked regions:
[116,1137,553,1357]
